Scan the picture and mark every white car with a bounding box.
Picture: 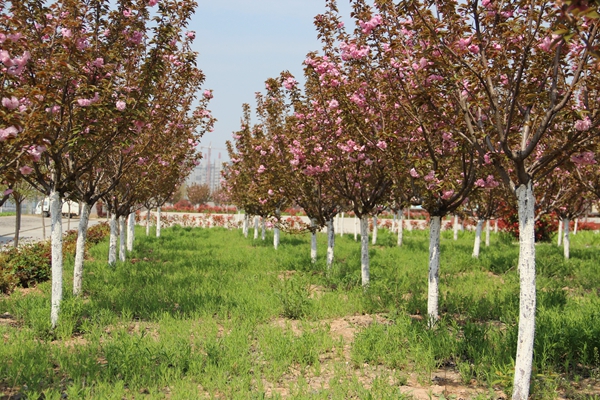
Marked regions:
[35,198,80,218]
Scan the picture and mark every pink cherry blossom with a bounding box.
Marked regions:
[538,36,553,52]
[61,28,72,38]
[2,96,19,110]
[19,165,33,175]
[3,189,13,196]
[376,140,387,150]
[574,116,591,131]
[441,190,454,200]
[327,99,339,110]
[92,57,104,68]
[0,126,19,141]
[186,31,196,40]
[257,165,266,174]
[468,44,480,54]
[27,145,45,161]
[283,77,298,90]
[570,151,596,165]
[409,168,419,178]
[203,90,213,99]
[116,100,126,111]
[77,92,100,107]
[123,9,132,17]
[148,0,158,6]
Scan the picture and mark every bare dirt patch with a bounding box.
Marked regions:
[0,312,18,328]
[264,314,508,399]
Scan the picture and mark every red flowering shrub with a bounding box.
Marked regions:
[496,202,557,242]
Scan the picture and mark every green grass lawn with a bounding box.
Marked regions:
[1,226,599,399]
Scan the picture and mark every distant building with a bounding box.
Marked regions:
[186,157,228,192]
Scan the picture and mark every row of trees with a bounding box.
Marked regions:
[223,1,600,398]
[1,0,214,328]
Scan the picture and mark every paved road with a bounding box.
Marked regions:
[0,214,103,248]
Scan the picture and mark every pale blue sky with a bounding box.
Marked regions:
[189,0,353,161]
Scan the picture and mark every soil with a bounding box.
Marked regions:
[266,313,508,399]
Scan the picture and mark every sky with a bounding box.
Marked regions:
[188,0,353,162]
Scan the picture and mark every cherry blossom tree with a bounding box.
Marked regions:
[187,183,211,206]
[392,0,600,397]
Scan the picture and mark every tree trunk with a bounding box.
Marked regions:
[156,207,162,237]
[472,219,484,258]
[42,208,46,240]
[354,216,358,241]
[13,200,21,248]
[453,215,459,240]
[243,214,249,238]
[73,203,91,296]
[50,190,63,329]
[563,217,570,260]
[326,218,334,269]
[512,182,536,400]
[146,209,151,236]
[397,209,404,247]
[573,218,578,235]
[119,216,126,262]
[557,219,563,246]
[372,215,378,245]
[485,219,490,247]
[127,213,135,252]
[253,216,259,239]
[360,215,370,287]
[108,213,118,266]
[274,208,280,250]
[428,216,442,325]
[311,219,317,264]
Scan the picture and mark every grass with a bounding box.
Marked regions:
[1,225,600,398]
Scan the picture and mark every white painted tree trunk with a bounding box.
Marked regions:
[485,219,491,247]
[428,216,442,325]
[108,213,118,266]
[360,215,370,287]
[73,203,91,296]
[127,213,135,252]
[512,183,537,400]
[326,218,335,269]
[557,219,563,246]
[49,190,63,329]
[253,216,259,239]
[397,210,404,247]
[573,218,578,235]
[42,210,46,240]
[310,219,317,263]
[274,208,280,250]
[563,217,570,260]
[354,216,358,241]
[472,219,484,258]
[261,217,266,241]
[371,215,378,245]
[119,216,126,262]
[339,212,344,237]
[156,207,162,237]
[453,215,459,241]
[146,210,151,236]
[243,214,249,238]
